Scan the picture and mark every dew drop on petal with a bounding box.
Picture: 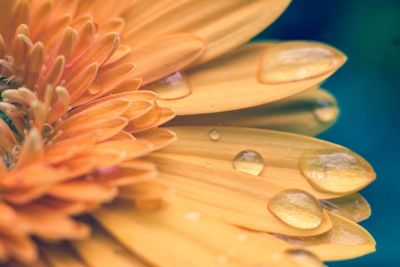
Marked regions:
[185,211,202,222]
[216,254,228,265]
[286,249,325,267]
[268,189,323,230]
[208,128,221,141]
[313,99,338,123]
[300,149,375,194]
[232,150,264,176]
[152,72,191,100]
[205,160,211,168]
[259,42,342,84]
[88,83,102,95]
[237,232,248,242]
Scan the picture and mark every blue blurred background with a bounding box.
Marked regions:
[256,0,400,266]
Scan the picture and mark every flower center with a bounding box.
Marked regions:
[0,77,65,170]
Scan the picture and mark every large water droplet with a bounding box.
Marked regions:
[259,42,343,84]
[300,149,374,194]
[152,72,191,100]
[286,249,325,267]
[268,189,323,230]
[208,128,221,141]
[320,193,370,222]
[313,99,338,123]
[232,150,264,176]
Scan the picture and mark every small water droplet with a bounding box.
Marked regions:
[286,249,325,267]
[216,255,228,264]
[185,211,202,222]
[208,128,221,141]
[313,99,337,123]
[300,149,374,194]
[320,193,370,222]
[237,233,247,242]
[226,248,236,257]
[232,150,264,176]
[268,189,323,230]
[88,83,101,95]
[152,72,191,100]
[259,42,342,84]
[205,160,211,168]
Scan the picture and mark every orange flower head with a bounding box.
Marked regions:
[0,1,377,266]
[0,0,176,263]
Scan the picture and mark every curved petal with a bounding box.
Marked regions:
[154,42,346,115]
[158,126,375,198]
[94,199,299,267]
[167,88,339,136]
[123,0,291,65]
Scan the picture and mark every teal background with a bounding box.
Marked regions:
[256,0,400,266]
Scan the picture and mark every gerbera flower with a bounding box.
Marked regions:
[0,0,376,266]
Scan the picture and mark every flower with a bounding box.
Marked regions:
[0,0,376,266]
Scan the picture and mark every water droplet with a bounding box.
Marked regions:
[226,248,236,257]
[216,255,228,264]
[300,149,374,194]
[268,189,323,230]
[232,150,264,176]
[205,160,211,168]
[259,42,342,84]
[88,83,101,95]
[185,211,202,222]
[286,249,325,267]
[320,193,370,222]
[313,99,338,123]
[208,128,221,141]
[152,72,191,100]
[237,233,247,242]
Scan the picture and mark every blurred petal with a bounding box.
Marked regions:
[123,0,291,65]
[168,88,339,136]
[94,199,299,267]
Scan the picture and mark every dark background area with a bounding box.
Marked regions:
[256,0,400,266]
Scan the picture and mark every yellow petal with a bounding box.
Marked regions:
[123,0,290,65]
[320,193,371,222]
[168,88,339,136]
[94,199,298,267]
[151,157,332,236]
[72,225,147,267]
[276,214,376,261]
[156,42,346,115]
[159,127,375,198]
[130,34,204,84]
